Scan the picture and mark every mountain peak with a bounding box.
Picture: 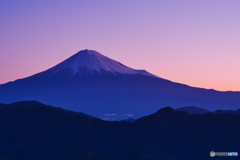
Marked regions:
[75,49,101,56]
[48,49,158,77]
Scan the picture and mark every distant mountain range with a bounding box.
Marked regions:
[176,106,210,114]
[1,101,239,122]
[0,49,240,119]
[0,100,97,119]
[0,103,239,160]
[176,106,240,115]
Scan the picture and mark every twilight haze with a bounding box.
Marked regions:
[0,0,240,91]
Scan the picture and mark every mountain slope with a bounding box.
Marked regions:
[1,100,97,119]
[47,49,158,77]
[176,106,210,114]
[0,49,240,118]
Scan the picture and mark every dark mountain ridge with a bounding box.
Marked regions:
[0,105,239,160]
[176,106,240,115]
[0,100,97,119]
[176,106,210,114]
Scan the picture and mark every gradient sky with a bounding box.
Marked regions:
[1,0,240,91]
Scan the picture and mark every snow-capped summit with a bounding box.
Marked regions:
[48,49,158,77]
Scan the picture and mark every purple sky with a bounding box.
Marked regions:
[1,0,240,91]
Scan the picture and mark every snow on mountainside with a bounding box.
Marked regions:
[47,49,159,78]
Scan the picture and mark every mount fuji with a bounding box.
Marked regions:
[0,49,240,119]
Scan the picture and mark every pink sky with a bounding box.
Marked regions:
[1,0,240,91]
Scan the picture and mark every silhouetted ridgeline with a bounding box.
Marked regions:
[0,104,239,160]
[176,106,240,115]
[0,100,97,119]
